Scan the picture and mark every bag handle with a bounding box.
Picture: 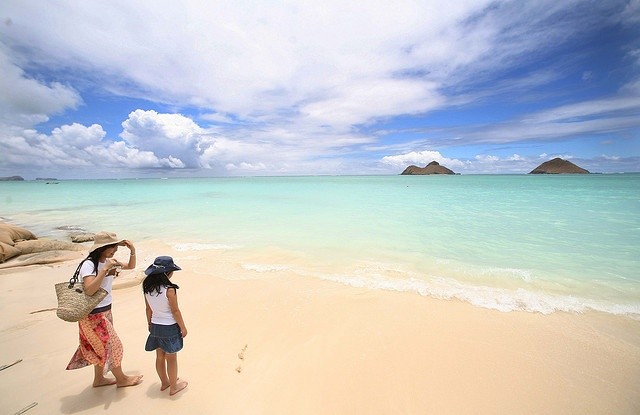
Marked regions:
[68,258,92,288]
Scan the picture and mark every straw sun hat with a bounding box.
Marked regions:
[89,231,125,253]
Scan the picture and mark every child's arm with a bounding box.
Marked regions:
[167,288,187,338]
[145,297,152,330]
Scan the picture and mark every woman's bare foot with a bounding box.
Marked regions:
[116,374,143,388]
[170,380,188,396]
[93,377,117,387]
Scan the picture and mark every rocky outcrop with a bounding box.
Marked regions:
[0,223,37,246]
[14,239,86,255]
[0,243,20,264]
[529,158,589,174]
[0,223,38,263]
[69,232,95,243]
[401,161,456,175]
[0,223,85,266]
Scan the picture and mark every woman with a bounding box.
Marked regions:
[66,231,143,388]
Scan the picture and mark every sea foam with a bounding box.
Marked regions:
[311,272,640,318]
[172,242,236,251]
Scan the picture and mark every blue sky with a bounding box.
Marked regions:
[0,0,639,179]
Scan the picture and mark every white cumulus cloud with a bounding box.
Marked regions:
[0,0,637,177]
[0,44,81,127]
[381,150,465,169]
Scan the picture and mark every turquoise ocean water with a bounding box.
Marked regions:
[2,174,639,317]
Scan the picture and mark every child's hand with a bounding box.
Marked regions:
[181,327,188,338]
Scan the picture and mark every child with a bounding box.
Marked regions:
[143,256,188,396]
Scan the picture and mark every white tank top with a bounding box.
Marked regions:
[145,286,177,325]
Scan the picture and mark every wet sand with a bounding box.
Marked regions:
[1,242,639,414]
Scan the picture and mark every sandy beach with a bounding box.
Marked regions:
[1,241,639,415]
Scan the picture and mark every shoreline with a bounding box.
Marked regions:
[1,241,639,414]
[3,227,638,320]
[2,174,639,320]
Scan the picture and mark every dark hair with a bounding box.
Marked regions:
[71,243,118,282]
[88,244,116,272]
[143,272,179,295]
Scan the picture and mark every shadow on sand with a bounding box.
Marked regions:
[59,383,135,414]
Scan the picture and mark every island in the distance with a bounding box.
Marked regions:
[529,158,589,174]
[400,158,590,175]
[401,161,456,175]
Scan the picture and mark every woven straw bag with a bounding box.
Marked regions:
[55,261,108,322]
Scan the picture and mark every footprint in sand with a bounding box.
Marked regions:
[236,344,248,373]
[238,344,248,360]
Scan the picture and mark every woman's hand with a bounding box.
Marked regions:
[119,240,136,269]
[120,239,135,251]
[104,258,121,276]
[105,258,121,270]
[84,258,119,295]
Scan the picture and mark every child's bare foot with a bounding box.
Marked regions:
[160,378,178,391]
[170,380,188,396]
[93,377,117,387]
[116,374,143,388]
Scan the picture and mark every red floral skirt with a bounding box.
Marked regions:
[66,309,123,374]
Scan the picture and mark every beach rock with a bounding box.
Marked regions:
[0,230,13,246]
[70,232,95,243]
[0,241,21,263]
[0,223,89,266]
[529,158,589,174]
[0,250,86,269]
[0,223,37,245]
[401,161,456,175]
[15,239,86,255]
[0,223,38,262]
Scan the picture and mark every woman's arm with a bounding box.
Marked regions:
[167,288,187,338]
[120,240,137,270]
[83,258,119,295]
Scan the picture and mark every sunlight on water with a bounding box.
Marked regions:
[2,174,639,316]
